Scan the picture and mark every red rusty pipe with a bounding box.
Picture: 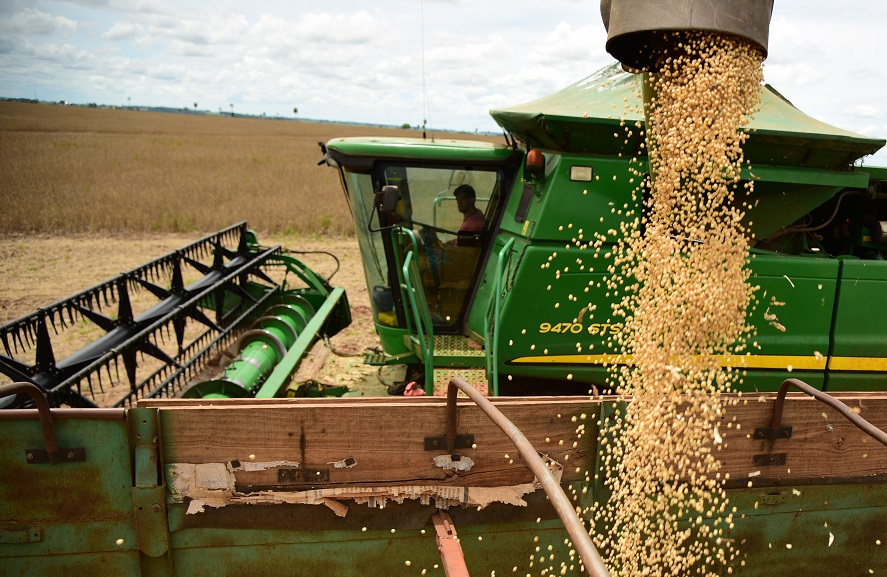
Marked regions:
[432,511,471,577]
[0,382,60,458]
[772,379,887,448]
[445,377,611,577]
[0,408,124,420]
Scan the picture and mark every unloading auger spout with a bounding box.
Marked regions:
[600,0,774,71]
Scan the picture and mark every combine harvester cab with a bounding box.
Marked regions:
[323,65,887,396]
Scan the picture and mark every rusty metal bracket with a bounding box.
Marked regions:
[0,382,87,465]
[278,468,330,483]
[431,511,471,577]
[0,527,44,544]
[768,379,887,447]
[751,379,887,469]
[753,426,792,440]
[424,435,474,451]
[129,407,173,569]
[132,486,169,557]
[753,453,787,467]
[25,447,85,464]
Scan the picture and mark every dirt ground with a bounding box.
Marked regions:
[0,232,390,401]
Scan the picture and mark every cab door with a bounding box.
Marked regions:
[378,163,507,332]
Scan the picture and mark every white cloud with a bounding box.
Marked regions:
[2,7,77,36]
[294,11,378,44]
[102,21,141,41]
[844,104,882,119]
[540,21,604,62]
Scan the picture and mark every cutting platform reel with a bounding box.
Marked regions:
[0,223,350,409]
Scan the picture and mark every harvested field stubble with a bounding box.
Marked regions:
[0,102,497,235]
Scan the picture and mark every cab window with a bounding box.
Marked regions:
[382,165,503,329]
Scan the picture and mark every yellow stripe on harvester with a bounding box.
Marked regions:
[509,354,623,365]
[827,356,887,372]
[507,353,885,372]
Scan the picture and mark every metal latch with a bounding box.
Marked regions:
[0,382,87,465]
[424,435,474,451]
[753,426,792,440]
[0,527,44,544]
[759,492,787,506]
[278,468,330,483]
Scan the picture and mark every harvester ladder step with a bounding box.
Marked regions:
[433,368,487,397]
[432,335,485,368]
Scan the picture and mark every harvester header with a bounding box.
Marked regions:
[0,222,350,408]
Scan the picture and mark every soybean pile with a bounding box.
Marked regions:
[593,33,764,576]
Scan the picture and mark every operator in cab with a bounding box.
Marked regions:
[454,184,485,234]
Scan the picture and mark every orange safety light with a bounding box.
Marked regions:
[525,149,545,178]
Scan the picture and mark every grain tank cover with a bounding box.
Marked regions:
[489,64,884,170]
[601,0,774,71]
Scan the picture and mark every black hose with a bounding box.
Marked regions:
[283,249,341,282]
[320,334,365,358]
[377,366,397,389]
[765,189,866,242]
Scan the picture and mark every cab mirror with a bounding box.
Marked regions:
[375,185,399,214]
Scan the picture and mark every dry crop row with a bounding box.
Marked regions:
[0,102,497,235]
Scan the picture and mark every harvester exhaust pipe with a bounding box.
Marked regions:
[600,0,774,71]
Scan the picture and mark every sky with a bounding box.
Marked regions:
[2,0,886,164]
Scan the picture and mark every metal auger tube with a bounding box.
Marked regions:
[181,295,318,399]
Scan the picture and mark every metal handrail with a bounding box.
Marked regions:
[445,377,611,577]
[771,379,887,447]
[401,251,434,387]
[432,193,491,230]
[485,238,515,396]
[390,227,436,387]
[391,228,424,333]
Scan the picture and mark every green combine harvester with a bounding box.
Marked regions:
[1,1,885,575]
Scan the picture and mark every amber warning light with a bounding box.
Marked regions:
[525,149,545,179]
